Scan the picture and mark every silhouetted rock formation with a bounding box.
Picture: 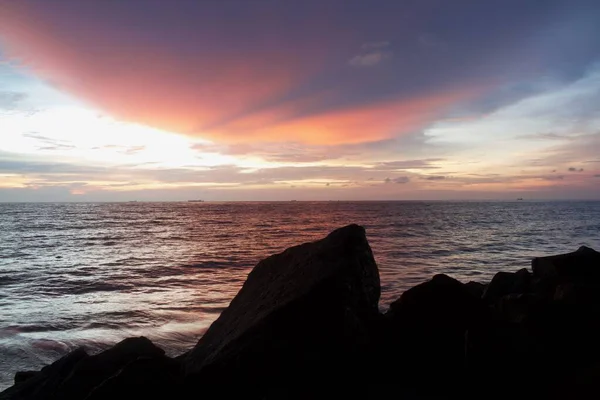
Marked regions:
[184,224,381,396]
[1,225,599,399]
[482,268,531,302]
[0,338,168,400]
[383,274,489,396]
[532,245,600,280]
[1,348,88,400]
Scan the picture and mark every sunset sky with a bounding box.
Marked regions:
[1,0,599,201]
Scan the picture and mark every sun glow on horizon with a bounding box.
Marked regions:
[0,103,259,169]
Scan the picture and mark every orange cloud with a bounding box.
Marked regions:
[0,3,481,145]
[0,4,316,132]
[206,88,480,144]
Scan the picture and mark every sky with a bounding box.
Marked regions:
[0,0,599,201]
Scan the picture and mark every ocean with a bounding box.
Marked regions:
[1,200,600,389]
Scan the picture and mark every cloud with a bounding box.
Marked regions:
[349,51,392,67]
[0,159,107,175]
[523,132,600,171]
[201,88,479,144]
[219,142,342,163]
[0,2,331,140]
[517,132,571,141]
[124,146,146,155]
[5,1,595,146]
[2,146,599,201]
[349,41,392,67]
[20,132,76,151]
[594,174,600,178]
[393,176,410,184]
[375,158,443,170]
[540,175,565,181]
[0,91,26,110]
[384,176,410,184]
[422,175,446,180]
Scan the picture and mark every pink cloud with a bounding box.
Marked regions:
[0,3,484,146]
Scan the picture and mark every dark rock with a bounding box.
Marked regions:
[473,278,600,398]
[384,274,489,395]
[470,282,600,398]
[13,372,38,385]
[0,347,88,400]
[85,356,182,400]
[495,293,544,323]
[387,274,486,326]
[482,268,531,303]
[531,275,559,300]
[554,282,600,305]
[519,301,600,397]
[54,337,165,400]
[465,319,540,397]
[465,280,486,298]
[554,282,575,302]
[184,224,380,395]
[532,246,600,281]
[553,363,600,399]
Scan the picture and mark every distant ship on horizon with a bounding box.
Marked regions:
[187,200,205,203]
[517,197,524,201]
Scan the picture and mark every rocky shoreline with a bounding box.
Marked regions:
[2,224,600,399]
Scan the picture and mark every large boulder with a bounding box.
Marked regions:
[482,268,531,303]
[464,280,486,298]
[469,247,600,399]
[532,246,600,281]
[85,356,182,400]
[0,338,169,400]
[554,282,600,305]
[183,224,381,395]
[494,293,544,324]
[465,319,540,397]
[13,372,38,385]
[386,274,486,328]
[53,337,165,400]
[0,348,88,400]
[383,274,489,395]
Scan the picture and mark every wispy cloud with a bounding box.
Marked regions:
[540,174,565,181]
[375,159,443,170]
[349,41,392,67]
[516,132,572,141]
[201,88,478,144]
[384,176,410,184]
[0,91,26,110]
